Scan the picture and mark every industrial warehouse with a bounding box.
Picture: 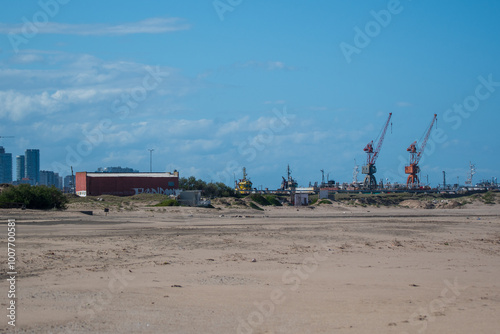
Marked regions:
[75,171,179,197]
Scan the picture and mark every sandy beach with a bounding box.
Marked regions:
[1,199,499,333]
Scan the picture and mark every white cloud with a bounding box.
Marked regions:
[0,53,138,88]
[216,116,249,136]
[102,150,146,165]
[165,119,214,136]
[266,61,286,70]
[0,90,59,121]
[180,139,222,152]
[312,131,330,143]
[248,116,277,131]
[0,52,188,120]
[31,121,80,141]
[51,88,118,102]
[10,53,44,64]
[0,17,190,36]
[103,131,136,146]
[0,88,124,120]
[0,51,364,183]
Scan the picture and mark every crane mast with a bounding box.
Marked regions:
[405,114,437,188]
[362,113,392,189]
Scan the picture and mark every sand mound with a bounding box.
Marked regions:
[435,199,462,209]
[211,197,249,207]
[399,199,434,209]
[400,199,463,209]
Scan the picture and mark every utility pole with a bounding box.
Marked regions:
[148,149,154,172]
[443,171,446,189]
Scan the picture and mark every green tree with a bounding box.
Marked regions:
[178,177,235,198]
[0,184,68,210]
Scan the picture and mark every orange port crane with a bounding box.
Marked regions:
[405,114,437,188]
[362,113,392,189]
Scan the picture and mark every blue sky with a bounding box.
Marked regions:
[0,0,499,188]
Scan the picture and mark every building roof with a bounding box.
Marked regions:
[83,172,177,178]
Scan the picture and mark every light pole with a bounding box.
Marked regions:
[148,149,154,172]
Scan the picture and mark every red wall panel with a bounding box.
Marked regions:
[75,172,88,196]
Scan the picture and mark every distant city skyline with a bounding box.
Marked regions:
[40,170,62,189]
[96,166,139,173]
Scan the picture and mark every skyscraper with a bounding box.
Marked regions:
[40,171,62,189]
[0,146,12,184]
[25,149,40,185]
[16,155,25,181]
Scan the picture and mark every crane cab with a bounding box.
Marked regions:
[405,165,419,174]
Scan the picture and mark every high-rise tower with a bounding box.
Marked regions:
[25,149,40,185]
[16,155,25,181]
[0,146,12,184]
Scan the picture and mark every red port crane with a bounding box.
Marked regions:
[405,114,437,188]
[362,113,392,189]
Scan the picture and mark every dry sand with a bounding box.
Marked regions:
[1,200,500,333]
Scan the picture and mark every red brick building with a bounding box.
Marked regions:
[75,172,179,197]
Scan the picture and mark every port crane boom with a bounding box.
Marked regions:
[362,113,392,189]
[405,114,437,188]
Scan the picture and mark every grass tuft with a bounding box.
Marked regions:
[154,199,180,207]
[249,202,264,211]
